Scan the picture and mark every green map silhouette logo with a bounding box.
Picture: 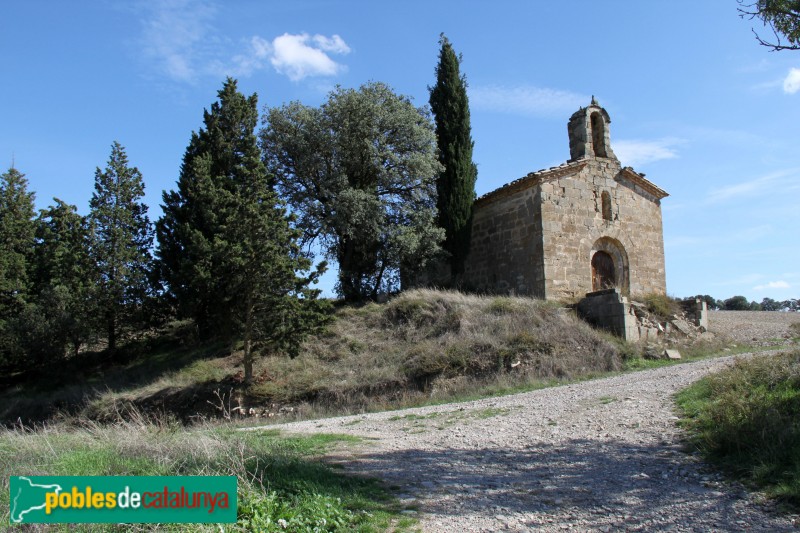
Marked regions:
[10,476,63,523]
[8,476,236,524]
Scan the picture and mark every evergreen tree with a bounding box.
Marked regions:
[224,162,329,382]
[29,199,95,357]
[89,142,153,352]
[429,34,478,282]
[157,78,262,335]
[0,167,36,366]
[157,78,329,380]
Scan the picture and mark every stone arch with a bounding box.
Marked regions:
[590,112,607,157]
[601,191,612,221]
[589,237,629,293]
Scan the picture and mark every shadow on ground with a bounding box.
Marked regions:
[332,434,792,531]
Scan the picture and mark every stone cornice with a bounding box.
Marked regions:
[475,161,587,207]
[619,167,669,199]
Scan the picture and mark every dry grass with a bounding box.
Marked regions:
[2,289,624,425]
[244,289,622,417]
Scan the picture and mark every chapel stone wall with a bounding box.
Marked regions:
[462,187,544,297]
[540,158,666,300]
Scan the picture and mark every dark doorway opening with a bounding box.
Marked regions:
[591,251,615,291]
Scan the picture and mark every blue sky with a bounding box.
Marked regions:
[2,1,798,302]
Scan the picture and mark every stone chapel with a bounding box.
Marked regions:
[462,98,668,301]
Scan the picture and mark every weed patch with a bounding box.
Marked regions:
[676,350,800,508]
[642,293,681,320]
[0,417,409,531]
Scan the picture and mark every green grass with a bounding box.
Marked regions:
[621,339,767,372]
[0,416,413,531]
[676,350,800,509]
[386,406,513,433]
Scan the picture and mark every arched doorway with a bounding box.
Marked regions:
[591,251,615,290]
[588,236,630,294]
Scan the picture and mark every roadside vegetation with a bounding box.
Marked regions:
[3,288,761,428]
[676,350,800,508]
[0,412,412,531]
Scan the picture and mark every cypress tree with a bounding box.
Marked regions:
[157,78,262,335]
[429,34,478,282]
[89,142,154,352]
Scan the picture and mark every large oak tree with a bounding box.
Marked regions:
[260,82,444,301]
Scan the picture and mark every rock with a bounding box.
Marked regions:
[664,349,681,360]
[669,317,694,336]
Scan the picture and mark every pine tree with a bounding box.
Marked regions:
[224,164,329,382]
[157,78,262,335]
[157,78,329,380]
[429,34,478,282]
[30,199,95,357]
[89,142,153,352]
[0,167,36,365]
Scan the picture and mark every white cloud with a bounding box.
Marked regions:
[219,36,273,78]
[783,67,800,94]
[138,2,350,83]
[754,280,790,290]
[312,34,351,54]
[707,168,800,203]
[139,0,217,83]
[469,85,588,117]
[270,33,351,81]
[613,138,684,167]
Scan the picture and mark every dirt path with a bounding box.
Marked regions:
[250,352,798,532]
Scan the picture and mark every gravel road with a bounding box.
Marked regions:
[248,313,799,531]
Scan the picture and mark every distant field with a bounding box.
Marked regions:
[709,310,800,345]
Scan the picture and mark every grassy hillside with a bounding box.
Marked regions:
[2,289,628,426]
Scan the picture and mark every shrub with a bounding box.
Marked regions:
[642,293,680,319]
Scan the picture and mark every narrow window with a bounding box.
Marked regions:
[591,112,607,158]
[601,191,612,221]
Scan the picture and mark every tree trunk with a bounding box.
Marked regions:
[107,310,116,352]
[243,295,254,384]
